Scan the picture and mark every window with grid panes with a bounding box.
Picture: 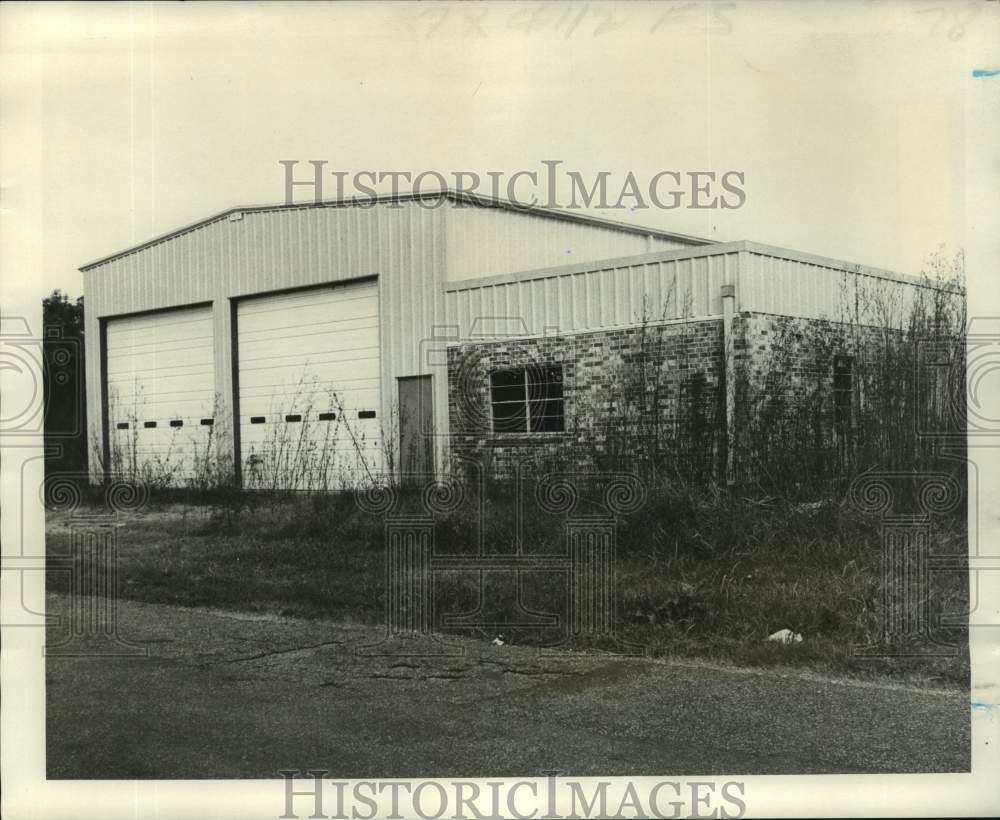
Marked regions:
[489,364,565,433]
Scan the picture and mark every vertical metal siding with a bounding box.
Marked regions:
[105,305,216,480]
[442,244,954,343]
[443,251,739,340]
[83,201,449,480]
[443,205,697,282]
[738,251,945,326]
[85,208,962,483]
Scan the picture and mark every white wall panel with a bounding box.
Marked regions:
[105,305,215,482]
[739,247,961,326]
[444,204,703,281]
[444,248,740,340]
[83,200,447,483]
[236,281,381,489]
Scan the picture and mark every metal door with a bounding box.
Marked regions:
[398,375,433,479]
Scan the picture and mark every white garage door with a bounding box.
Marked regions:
[105,305,215,484]
[236,281,382,490]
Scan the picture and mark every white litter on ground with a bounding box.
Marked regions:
[767,628,804,644]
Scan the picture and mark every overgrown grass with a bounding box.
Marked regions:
[46,479,969,687]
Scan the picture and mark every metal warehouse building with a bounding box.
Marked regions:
[81,191,956,489]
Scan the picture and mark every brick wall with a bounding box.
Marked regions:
[729,311,953,483]
[446,319,725,480]
[446,310,956,486]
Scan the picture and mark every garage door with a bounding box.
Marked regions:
[105,305,215,484]
[236,281,382,490]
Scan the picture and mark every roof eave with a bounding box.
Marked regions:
[78,188,712,271]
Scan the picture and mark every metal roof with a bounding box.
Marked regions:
[79,188,713,271]
[442,239,958,293]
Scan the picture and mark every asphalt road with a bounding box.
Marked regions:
[45,593,970,778]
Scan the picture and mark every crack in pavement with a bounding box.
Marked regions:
[188,638,350,668]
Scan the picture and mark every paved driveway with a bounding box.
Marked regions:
[45,594,970,778]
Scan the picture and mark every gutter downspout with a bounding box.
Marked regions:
[721,283,737,486]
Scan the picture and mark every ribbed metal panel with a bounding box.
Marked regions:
[443,250,738,339]
[236,281,382,488]
[105,305,215,480]
[444,204,696,282]
[442,241,961,343]
[84,201,448,479]
[85,203,962,483]
[739,251,953,326]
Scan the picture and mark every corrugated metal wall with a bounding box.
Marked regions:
[83,198,711,481]
[444,246,741,339]
[84,202,961,484]
[738,243,962,327]
[444,204,699,282]
[84,201,449,481]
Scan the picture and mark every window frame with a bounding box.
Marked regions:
[833,354,855,434]
[488,363,566,435]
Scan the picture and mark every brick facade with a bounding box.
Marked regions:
[446,319,725,480]
[728,311,953,482]
[729,312,858,482]
[445,310,952,484]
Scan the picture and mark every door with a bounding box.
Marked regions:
[104,305,215,483]
[398,375,434,479]
[236,280,381,489]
